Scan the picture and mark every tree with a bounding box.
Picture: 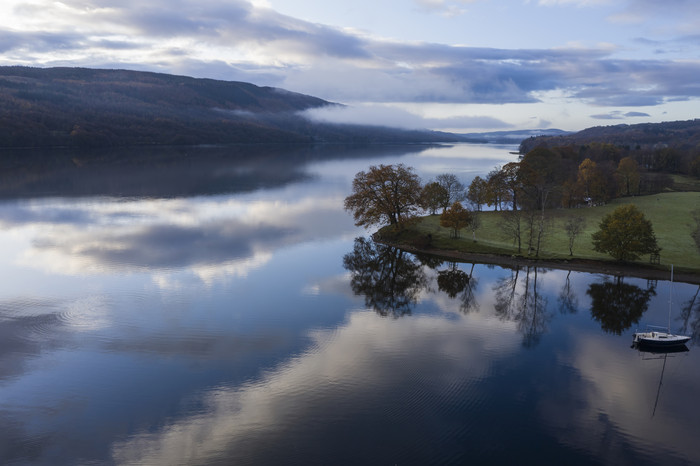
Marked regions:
[420,181,449,215]
[576,158,607,205]
[468,210,481,242]
[519,148,562,211]
[691,208,700,252]
[561,178,585,208]
[500,208,523,253]
[485,167,509,211]
[500,162,521,211]
[466,175,488,211]
[563,215,586,256]
[616,156,640,196]
[440,202,472,238]
[344,164,422,229]
[436,173,466,212]
[591,204,660,261]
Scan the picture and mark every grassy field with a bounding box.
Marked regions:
[382,191,700,274]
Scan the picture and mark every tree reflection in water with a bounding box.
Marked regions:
[680,285,700,343]
[558,270,579,315]
[587,277,655,335]
[437,262,479,314]
[342,239,685,346]
[343,237,427,317]
[493,266,551,348]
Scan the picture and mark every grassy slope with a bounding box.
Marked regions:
[388,191,700,273]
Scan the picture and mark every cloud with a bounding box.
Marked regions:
[1,0,699,111]
[608,0,700,31]
[302,104,511,130]
[590,110,651,120]
[625,111,651,117]
[414,0,478,17]
[537,0,612,6]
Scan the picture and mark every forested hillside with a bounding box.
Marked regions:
[520,120,700,153]
[0,67,459,147]
[518,119,700,179]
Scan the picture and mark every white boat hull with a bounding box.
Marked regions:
[633,331,691,347]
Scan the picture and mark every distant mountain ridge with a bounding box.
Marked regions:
[0,66,460,147]
[519,119,700,153]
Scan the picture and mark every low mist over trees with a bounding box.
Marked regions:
[0,66,462,147]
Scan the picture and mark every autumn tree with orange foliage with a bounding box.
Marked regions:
[344,164,422,229]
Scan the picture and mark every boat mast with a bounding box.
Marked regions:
[668,265,673,332]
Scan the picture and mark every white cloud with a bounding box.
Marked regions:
[537,0,611,6]
[1,0,699,129]
[302,103,511,130]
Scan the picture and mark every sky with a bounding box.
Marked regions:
[1,0,699,132]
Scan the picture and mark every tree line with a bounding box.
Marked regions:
[344,152,669,262]
[518,119,700,179]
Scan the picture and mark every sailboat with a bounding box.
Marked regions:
[633,265,691,348]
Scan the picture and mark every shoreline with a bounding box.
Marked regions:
[374,238,700,285]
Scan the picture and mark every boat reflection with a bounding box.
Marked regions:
[631,341,690,418]
[631,342,689,354]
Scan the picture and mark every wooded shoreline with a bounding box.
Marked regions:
[374,236,700,285]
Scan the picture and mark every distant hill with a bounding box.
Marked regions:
[519,119,700,154]
[0,66,460,147]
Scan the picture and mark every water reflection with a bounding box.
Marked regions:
[587,277,656,335]
[343,237,672,345]
[342,237,427,317]
[493,266,552,348]
[0,144,431,199]
[437,262,479,314]
[558,270,579,315]
[3,144,700,465]
[680,285,700,344]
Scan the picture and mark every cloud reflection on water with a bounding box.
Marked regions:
[547,334,699,464]
[6,193,353,281]
[111,310,518,465]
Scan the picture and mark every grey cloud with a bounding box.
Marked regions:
[261,38,700,106]
[4,0,700,108]
[590,113,624,120]
[0,29,151,55]
[625,111,651,117]
[83,0,371,60]
[573,59,700,106]
[0,30,85,53]
[590,110,651,120]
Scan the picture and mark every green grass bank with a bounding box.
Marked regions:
[377,191,700,279]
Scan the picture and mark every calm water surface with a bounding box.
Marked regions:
[1,144,699,465]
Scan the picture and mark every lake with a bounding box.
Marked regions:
[1,143,699,465]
